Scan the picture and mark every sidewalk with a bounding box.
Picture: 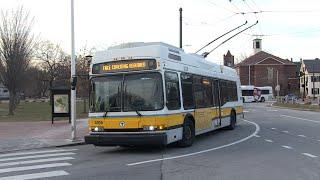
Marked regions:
[0,119,88,153]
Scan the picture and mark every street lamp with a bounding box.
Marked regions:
[70,0,76,141]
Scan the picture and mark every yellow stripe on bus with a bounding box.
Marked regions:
[89,106,243,130]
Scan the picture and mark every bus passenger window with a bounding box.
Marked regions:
[165,72,181,110]
[181,73,195,109]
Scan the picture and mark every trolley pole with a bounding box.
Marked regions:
[70,0,76,141]
[179,7,182,48]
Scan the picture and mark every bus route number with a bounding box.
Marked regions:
[94,120,103,125]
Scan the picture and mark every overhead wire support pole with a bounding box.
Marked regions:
[70,0,76,141]
[203,21,258,58]
[195,21,247,54]
[179,7,182,48]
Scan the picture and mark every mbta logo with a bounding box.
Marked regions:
[119,121,126,127]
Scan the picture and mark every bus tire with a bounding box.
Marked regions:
[260,97,265,102]
[178,118,195,147]
[225,111,236,130]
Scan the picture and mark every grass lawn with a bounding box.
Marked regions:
[0,101,89,122]
[273,102,320,112]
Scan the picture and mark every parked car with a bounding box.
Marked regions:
[284,94,298,103]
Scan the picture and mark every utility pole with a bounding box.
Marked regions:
[179,7,182,49]
[70,0,76,141]
[277,70,280,98]
[248,65,251,85]
[313,64,315,100]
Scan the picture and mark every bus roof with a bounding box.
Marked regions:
[91,42,238,80]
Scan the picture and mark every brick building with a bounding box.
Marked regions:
[235,39,299,96]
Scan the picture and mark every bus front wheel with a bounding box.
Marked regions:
[260,97,265,102]
[178,119,195,147]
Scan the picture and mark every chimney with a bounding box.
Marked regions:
[253,38,262,54]
[290,58,293,62]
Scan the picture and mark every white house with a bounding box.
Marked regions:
[300,59,320,98]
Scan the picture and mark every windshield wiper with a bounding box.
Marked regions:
[103,109,108,117]
[135,109,142,117]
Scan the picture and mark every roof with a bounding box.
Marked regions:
[236,51,295,66]
[303,59,320,73]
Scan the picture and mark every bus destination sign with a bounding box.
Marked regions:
[92,59,157,74]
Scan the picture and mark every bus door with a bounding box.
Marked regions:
[194,76,212,131]
[213,79,221,127]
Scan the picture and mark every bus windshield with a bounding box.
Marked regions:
[90,72,163,112]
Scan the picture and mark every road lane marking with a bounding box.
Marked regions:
[298,135,306,138]
[254,135,260,137]
[243,110,250,113]
[264,139,273,143]
[127,119,260,166]
[281,145,293,149]
[302,153,318,158]
[318,140,320,142]
[0,170,69,180]
[282,131,289,133]
[271,128,276,130]
[267,110,278,112]
[0,152,75,162]
[0,157,74,167]
[281,115,320,124]
[0,149,77,158]
[0,163,71,174]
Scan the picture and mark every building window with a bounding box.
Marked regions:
[267,67,273,82]
[311,76,320,82]
[312,88,319,95]
[256,41,260,49]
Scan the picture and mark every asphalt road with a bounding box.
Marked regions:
[1,102,320,180]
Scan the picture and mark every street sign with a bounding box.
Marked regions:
[275,85,280,91]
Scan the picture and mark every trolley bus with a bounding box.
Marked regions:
[85,42,243,147]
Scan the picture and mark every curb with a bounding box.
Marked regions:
[271,103,320,112]
[0,140,86,155]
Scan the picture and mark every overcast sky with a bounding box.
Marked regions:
[1,0,320,64]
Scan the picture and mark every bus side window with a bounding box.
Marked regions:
[165,72,181,110]
[181,73,195,109]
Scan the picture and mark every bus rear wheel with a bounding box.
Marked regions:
[225,111,236,130]
[178,119,195,147]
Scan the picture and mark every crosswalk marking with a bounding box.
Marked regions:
[0,163,71,174]
[0,157,74,167]
[0,152,75,162]
[0,170,69,180]
[0,148,76,179]
[0,149,77,158]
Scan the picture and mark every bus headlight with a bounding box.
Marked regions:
[143,125,166,131]
[93,126,104,132]
[143,126,155,131]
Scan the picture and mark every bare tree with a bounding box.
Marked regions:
[36,40,66,90]
[0,7,35,115]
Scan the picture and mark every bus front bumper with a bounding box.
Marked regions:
[85,131,167,146]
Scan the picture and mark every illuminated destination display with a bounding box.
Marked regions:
[92,59,157,74]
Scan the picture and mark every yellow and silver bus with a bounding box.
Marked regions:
[85,42,243,147]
